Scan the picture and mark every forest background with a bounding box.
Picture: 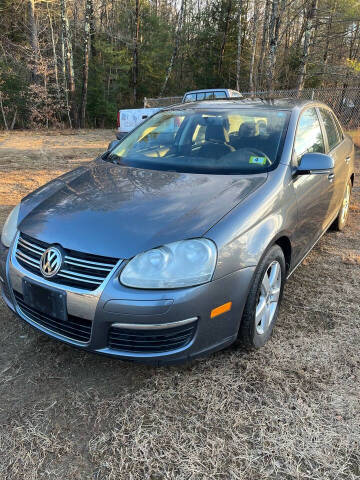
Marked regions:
[0,0,359,129]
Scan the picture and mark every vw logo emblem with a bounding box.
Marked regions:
[40,247,62,278]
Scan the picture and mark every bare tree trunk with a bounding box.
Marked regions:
[257,0,270,90]
[282,15,290,88]
[321,1,336,86]
[90,0,97,57]
[44,63,49,128]
[100,0,107,29]
[218,0,232,75]
[81,0,92,128]
[160,0,185,96]
[249,1,258,92]
[296,0,318,94]
[132,0,140,104]
[266,0,284,93]
[28,0,40,83]
[10,108,17,130]
[61,0,77,126]
[339,23,360,115]
[0,91,8,130]
[235,0,243,91]
[47,3,60,98]
[61,27,72,128]
[73,0,78,47]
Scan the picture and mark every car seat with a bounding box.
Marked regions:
[196,120,234,158]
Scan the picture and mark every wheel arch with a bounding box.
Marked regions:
[274,235,292,273]
[247,231,293,278]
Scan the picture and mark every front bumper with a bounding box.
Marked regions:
[0,240,255,364]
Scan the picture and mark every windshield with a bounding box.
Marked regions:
[108,108,290,174]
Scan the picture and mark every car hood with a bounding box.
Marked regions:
[19,160,267,259]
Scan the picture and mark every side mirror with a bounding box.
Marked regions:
[297,152,334,175]
[107,139,121,152]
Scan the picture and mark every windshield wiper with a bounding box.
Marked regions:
[102,152,122,164]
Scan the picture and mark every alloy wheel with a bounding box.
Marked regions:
[255,260,282,335]
[340,183,351,224]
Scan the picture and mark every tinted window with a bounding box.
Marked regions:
[294,108,325,159]
[320,108,340,150]
[109,108,290,174]
[205,91,227,100]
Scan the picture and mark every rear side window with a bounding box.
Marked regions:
[294,108,325,159]
[205,91,227,100]
[184,91,227,101]
[319,108,340,151]
[333,116,344,140]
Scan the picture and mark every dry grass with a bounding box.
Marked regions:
[0,130,359,480]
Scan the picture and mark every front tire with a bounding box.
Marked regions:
[239,245,286,349]
[332,179,352,231]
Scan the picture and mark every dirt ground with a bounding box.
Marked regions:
[0,130,359,480]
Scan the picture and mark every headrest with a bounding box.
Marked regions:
[257,121,267,135]
[205,119,229,143]
[238,121,257,137]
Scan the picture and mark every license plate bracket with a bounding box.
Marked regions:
[22,278,67,321]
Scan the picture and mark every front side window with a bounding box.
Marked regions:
[294,108,325,160]
[108,108,290,174]
[319,108,340,151]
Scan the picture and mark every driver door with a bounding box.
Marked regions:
[292,107,335,263]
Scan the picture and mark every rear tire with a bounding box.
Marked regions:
[238,245,286,349]
[332,179,352,231]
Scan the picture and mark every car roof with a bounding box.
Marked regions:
[184,88,230,95]
[167,98,328,111]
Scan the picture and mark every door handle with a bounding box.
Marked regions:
[328,172,335,182]
[345,156,351,164]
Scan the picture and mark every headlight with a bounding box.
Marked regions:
[1,204,20,248]
[120,238,217,289]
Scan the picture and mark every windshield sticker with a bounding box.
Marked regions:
[249,156,267,165]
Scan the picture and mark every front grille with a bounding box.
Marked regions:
[15,233,119,291]
[108,321,197,354]
[14,291,92,343]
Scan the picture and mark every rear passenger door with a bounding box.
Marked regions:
[292,107,334,260]
[318,108,347,218]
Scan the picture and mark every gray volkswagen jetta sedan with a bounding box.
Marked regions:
[0,99,355,364]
